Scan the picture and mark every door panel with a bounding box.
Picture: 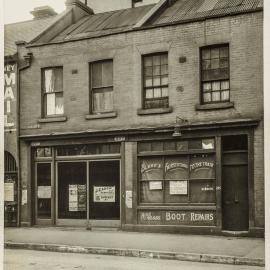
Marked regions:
[89,161,120,220]
[222,164,249,231]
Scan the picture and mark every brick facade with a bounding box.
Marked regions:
[18,9,264,232]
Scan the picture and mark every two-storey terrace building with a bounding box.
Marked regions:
[17,0,264,236]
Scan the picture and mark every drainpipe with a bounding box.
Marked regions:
[15,42,33,227]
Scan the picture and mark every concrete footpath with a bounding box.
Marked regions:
[4,227,265,267]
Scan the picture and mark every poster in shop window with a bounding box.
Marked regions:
[169,181,188,195]
[4,182,14,202]
[94,186,115,202]
[37,186,51,199]
[149,181,162,190]
[69,185,86,211]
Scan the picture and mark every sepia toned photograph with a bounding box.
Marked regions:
[1,0,268,269]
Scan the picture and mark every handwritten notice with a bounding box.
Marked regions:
[22,189,27,205]
[4,183,14,202]
[69,185,78,211]
[38,186,51,199]
[149,181,162,190]
[169,181,187,195]
[125,190,132,208]
[94,186,115,202]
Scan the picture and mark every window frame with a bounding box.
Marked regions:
[200,44,230,105]
[41,66,64,118]
[89,59,114,114]
[142,52,169,110]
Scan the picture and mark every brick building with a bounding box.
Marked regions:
[16,0,263,236]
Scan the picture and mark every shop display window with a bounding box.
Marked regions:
[139,143,216,204]
[37,163,51,218]
[58,162,87,219]
[36,147,52,158]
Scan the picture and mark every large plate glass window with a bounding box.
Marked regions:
[90,60,113,114]
[42,67,63,116]
[201,44,229,104]
[143,53,168,109]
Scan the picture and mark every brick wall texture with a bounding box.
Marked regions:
[19,11,264,227]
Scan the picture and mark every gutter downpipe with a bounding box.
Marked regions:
[16,45,33,227]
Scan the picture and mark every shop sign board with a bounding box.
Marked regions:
[4,182,14,202]
[37,186,51,199]
[169,181,187,195]
[94,186,115,202]
[138,210,216,226]
[149,181,162,190]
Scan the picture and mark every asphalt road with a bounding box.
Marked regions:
[4,249,263,270]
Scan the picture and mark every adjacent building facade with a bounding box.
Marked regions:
[13,0,264,236]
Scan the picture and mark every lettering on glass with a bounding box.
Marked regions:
[94,186,115,202]
[4,64,16,129]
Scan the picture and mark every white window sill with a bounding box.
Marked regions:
[137,106,173,115]
[38,115,67,123]
[85,111,117,120]
[195,102,234,111]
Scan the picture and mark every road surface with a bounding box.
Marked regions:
[4,249,263,270]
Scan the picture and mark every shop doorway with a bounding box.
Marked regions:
[89,160,120,225]
[222,135,249,231]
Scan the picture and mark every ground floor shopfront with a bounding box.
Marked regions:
[19,119,264,236]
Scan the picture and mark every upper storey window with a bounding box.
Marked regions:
[42,67,64,116]
[90,60,113,114]
[201,45,230,104]
[143,53,168,109]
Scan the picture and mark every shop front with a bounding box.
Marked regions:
[33,142,121,227]
[26,121,261,235]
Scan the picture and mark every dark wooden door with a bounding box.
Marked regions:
[222,153,249,231]
[89,161,120,220]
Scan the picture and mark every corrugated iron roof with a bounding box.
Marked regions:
[4,16,57,56]
[50,4,155,43]
[149,0,262,26]
[31,0,262,45]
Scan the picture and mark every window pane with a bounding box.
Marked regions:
[165,157,189,180]
[144,67,152,76]
[211,48,219,58]
[165,181,189,203]
[92,62,102,88]
[44,69,54,93]
[190,180,215,203]
[189,140,202,150]
[164,141,175,151]
[54,68,63,92]
[138,142,151,152]
[153,55,160,66]
[140,181,163,203]
[141,158,163,180]
[104,89,113,111]
[145,89,153,99]
[202,60,211,70]
[212,81,220,91]
[212,91,220,101]
[176,141,188,151]
[203,82,211,91]
[161,75,168,85]
[202,49,210,60]
[202,139,215,149]
[220,58,228,68]
[161,65,168,75]
[36,148,45,157]
[55,93,64,114]
[153,66,161,76]
[93,91,103,112]
[211,58,220,69]
[162,87,168,97]
[153,76,160,86]
[153,88,162,98]
[221,90,230,101]
[145,77,152,87]
[220,46,229,58]
[93,88,113,112]
[203,93,211,102]
[144,57,152,67]
[160,54,168,65]
[46,93,55,115]
[221,80,229,90]
[190,154,215,179]
[151,142,163,151]
[102,61,113,86]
